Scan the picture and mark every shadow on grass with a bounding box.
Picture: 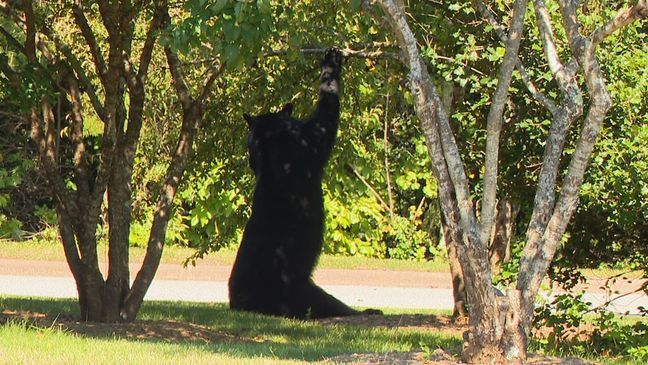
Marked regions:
[0,296,463,362]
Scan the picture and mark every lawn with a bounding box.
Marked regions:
[0,297,461,364]
[1,296,642,365]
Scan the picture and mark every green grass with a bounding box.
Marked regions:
[0,297,460,364]
[0,237,447,272]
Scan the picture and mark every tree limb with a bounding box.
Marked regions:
[0,24,26,54]
[473,0,557,112]
[591,0,647,46]
[264,45,402,61]
[72,0,107,87]
[532,0,571,85]
[20,0,79,221]
[345,163,390,211]
[195,63,223,104]
[58,44,108,122]
[518,0,644,325]
[479,0,528,246]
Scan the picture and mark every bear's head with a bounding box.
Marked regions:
[244,103,312,183]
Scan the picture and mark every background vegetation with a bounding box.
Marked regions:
[1,0,644,267]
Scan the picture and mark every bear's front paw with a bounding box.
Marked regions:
[322,48,343,70]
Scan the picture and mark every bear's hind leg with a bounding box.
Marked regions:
[288,280,382,319]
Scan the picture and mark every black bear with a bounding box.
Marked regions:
[228,49,379,319]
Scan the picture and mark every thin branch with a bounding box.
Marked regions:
[197,63,226,104]
[345,163,390,212]
[591,0,647,46]
[533,0,568,84]
[21,0,78,221]
[474,0,557,112]
[57,44,108,122]
[517,63,557,112]
[65,69,92,205]
[264,46,402,61]
[584,281,648,315]
[384,93,394,218]
[160,5,191,110]
[0,24,26,54]
[137,3,164,83]
[479,0,528,245]
[29,15,108,123]
[164,45,191,110]
[72,0,107,86]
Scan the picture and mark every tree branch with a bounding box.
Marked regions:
[517,0,647,325]
[0,24,26,54]
[72,0,107,87]
[591,0,647,46]
[479,0,528,246]
[160,5,192,110]
[584,281,648,315]
[372,2,501,354]
[345,163,389,211]
[57,44,108,122]
[532,0,569,85]
[474,0,557,112]
[264,45,402,61]
[197,63,226,104]
[20,0,79,221]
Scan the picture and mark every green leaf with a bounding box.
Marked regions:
[211,0,229,14]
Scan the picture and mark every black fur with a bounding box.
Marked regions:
[228,49,378,318]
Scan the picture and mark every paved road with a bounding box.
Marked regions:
[0,274,456,310]
[1,272,646,314]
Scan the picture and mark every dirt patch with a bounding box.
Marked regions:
[0,309,244,343]
[316,313,467,336]
[327,350,594,364]
[1,309,465,339]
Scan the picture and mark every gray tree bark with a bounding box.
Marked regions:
[369,0,646,362]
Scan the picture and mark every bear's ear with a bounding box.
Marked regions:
[280,103,293,117]
[244,114,257,128]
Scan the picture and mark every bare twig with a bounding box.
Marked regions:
[198,63,226,104]
[383,93,394,218]
[345,163,390,211]
[264,45,401,61]
[584,281,648,315]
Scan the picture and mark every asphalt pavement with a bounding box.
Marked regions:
[1,269,646,314]
[0,274,456,310]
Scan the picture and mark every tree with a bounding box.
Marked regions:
[0,0,223,322]
[367,0,646,362]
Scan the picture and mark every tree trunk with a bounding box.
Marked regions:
[489,199,519,275]
[103,156,132,322]
[121,3,219,319]
[440,215,467,319]
[122,102,203,321]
